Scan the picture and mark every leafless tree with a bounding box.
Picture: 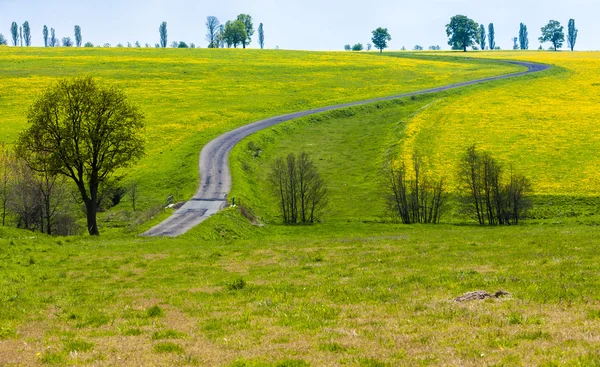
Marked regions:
[206,16,220,48]
[0,144,14,226]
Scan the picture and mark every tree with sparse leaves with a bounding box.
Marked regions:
[371,27,391,53]
[0,34,7,45]
[159,21,168,48]
[446,15,479,52]
[258,23,264,49]
[488,23,495,50]
[62,37,73,47]
[568,19,578,51]
[43,25,48,47]
[10,22,18,46]
[49,28,57,47]
[479,24,486,50]
[539,20,564,51]
[22,21,31,46]
[16,77,145,236]
[206,16,220,48]
[519,23,529,50]
[74,25,82,47]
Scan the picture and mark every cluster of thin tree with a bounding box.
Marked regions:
[0,16,266,49]
[448,16,578,52]
[385,146,532,225]
[344,43,372,52]
[269,152,327,224]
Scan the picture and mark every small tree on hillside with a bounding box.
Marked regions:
[10,22,18,46]
[22,21,31,46]
[0,34,7,45]
[488,23,496,50]
[512,37,519,50]
[539,20,564,51]
[237,14,254,48]
[352,43,364,51]
[258,23,264,49]
[519,23,529,50]
[224,20,247,48]
[62,37,73,47]
[206,16,220,48]
[74,25,82,47]
[16,77,145,236]
[344,44,351,51]
[479,24,486,50]
[568,19,578,51]
[43,25,48,47]
[159,21,168,48]
[0,144,14,226]
[371,27,391,53]
[446,15,479,52]
[49,28,57,47]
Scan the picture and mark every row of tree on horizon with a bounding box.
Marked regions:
[0,15,266,49]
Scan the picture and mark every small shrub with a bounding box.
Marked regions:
[508,312,523,325]
[227,278,246,291]
[152,329,187,340]
[154,342,184,354]
[319,342,346,352]
[63,338,94,352]
[41,352,65,364]
[122,328,142,336]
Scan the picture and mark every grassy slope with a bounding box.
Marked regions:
[0,48,519,212]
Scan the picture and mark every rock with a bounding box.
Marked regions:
[453,290,511,302]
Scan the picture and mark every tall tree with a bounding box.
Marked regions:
[16,77,145,236]
[513,37,519,50]
[22,21,31,46]
[446,15,479,52]
[568,19,578,51]
[539,20,564,51]
[479,24,486,50]
[74,25,82,47]
[488,23,495,50]
[371,27,392,53]
[224,20,247,48]
[50,28,57,47]
[217,24,225,48]
[258,23,264,49]
[43,25,48,47]
[0,34,7,45]
[10,22,18,46]
[236,14,254,48]
[519,23,529,50]
[205,16,220,48]
[19,26,23,46]
[159,21,167,48]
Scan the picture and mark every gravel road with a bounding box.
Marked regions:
[143,60,550,237]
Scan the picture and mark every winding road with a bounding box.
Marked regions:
[143,60,550,237]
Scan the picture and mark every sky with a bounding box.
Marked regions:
[0,0,597,51]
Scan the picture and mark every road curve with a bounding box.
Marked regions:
[143,60,551,237]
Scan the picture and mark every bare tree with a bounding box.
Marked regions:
[49,28,57,47]
[0,144,14,226]
[206,16,220,48]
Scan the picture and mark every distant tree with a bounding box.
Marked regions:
[19,26,23,46]
[170,41,178,48]
[401,46,406,51]
[43,25,48,47]
[0,34,7,45]
[127,42,132,48]
[145,43,150,48]
[217,24,225,48]
[488,23,496,50]
[258,23,264,49]
[568,19,578,51]
[135,41,141,48]
[352,43,363,51]
[512,37,519,50]
[538,45,543,50]
[206,16,220,48]
[10,22,18,46]
[413,45,423,50]
[224,20,247,48]
[189,43,195,48]
[178,41,188,48]
[344,44,351,51]
[74,25,82,47]
[446,15,479,52]
[371,27,391,53]
[84,42,94,47]
[62,37,73,47]
[104,43,112,48]
[16,77,145,236]
[159,21,168,48]
[539,20,564,51]
[428,45,441,50]
[367,43,372,51]
[22,21,31,46]
[0,144,14,226]
[236,14,254,48]
[519,23,529,50]
[479,24,486,50]
[49,28,58,47]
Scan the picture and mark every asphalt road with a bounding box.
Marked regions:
[143,60,551,237]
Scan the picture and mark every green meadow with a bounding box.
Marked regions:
[1,48,600,366]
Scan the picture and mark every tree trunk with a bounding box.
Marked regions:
[463,45,467,52]
[380,48,382,54]
[85,200,99,235]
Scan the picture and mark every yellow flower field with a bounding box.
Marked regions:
[398,51,600,196]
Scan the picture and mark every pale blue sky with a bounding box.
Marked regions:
[0,0,596,50]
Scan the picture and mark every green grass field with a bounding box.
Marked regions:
[1,48,600,366]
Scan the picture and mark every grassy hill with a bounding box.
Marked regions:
[2,49,600,366]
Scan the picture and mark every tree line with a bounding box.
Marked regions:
[0,16,266,49]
